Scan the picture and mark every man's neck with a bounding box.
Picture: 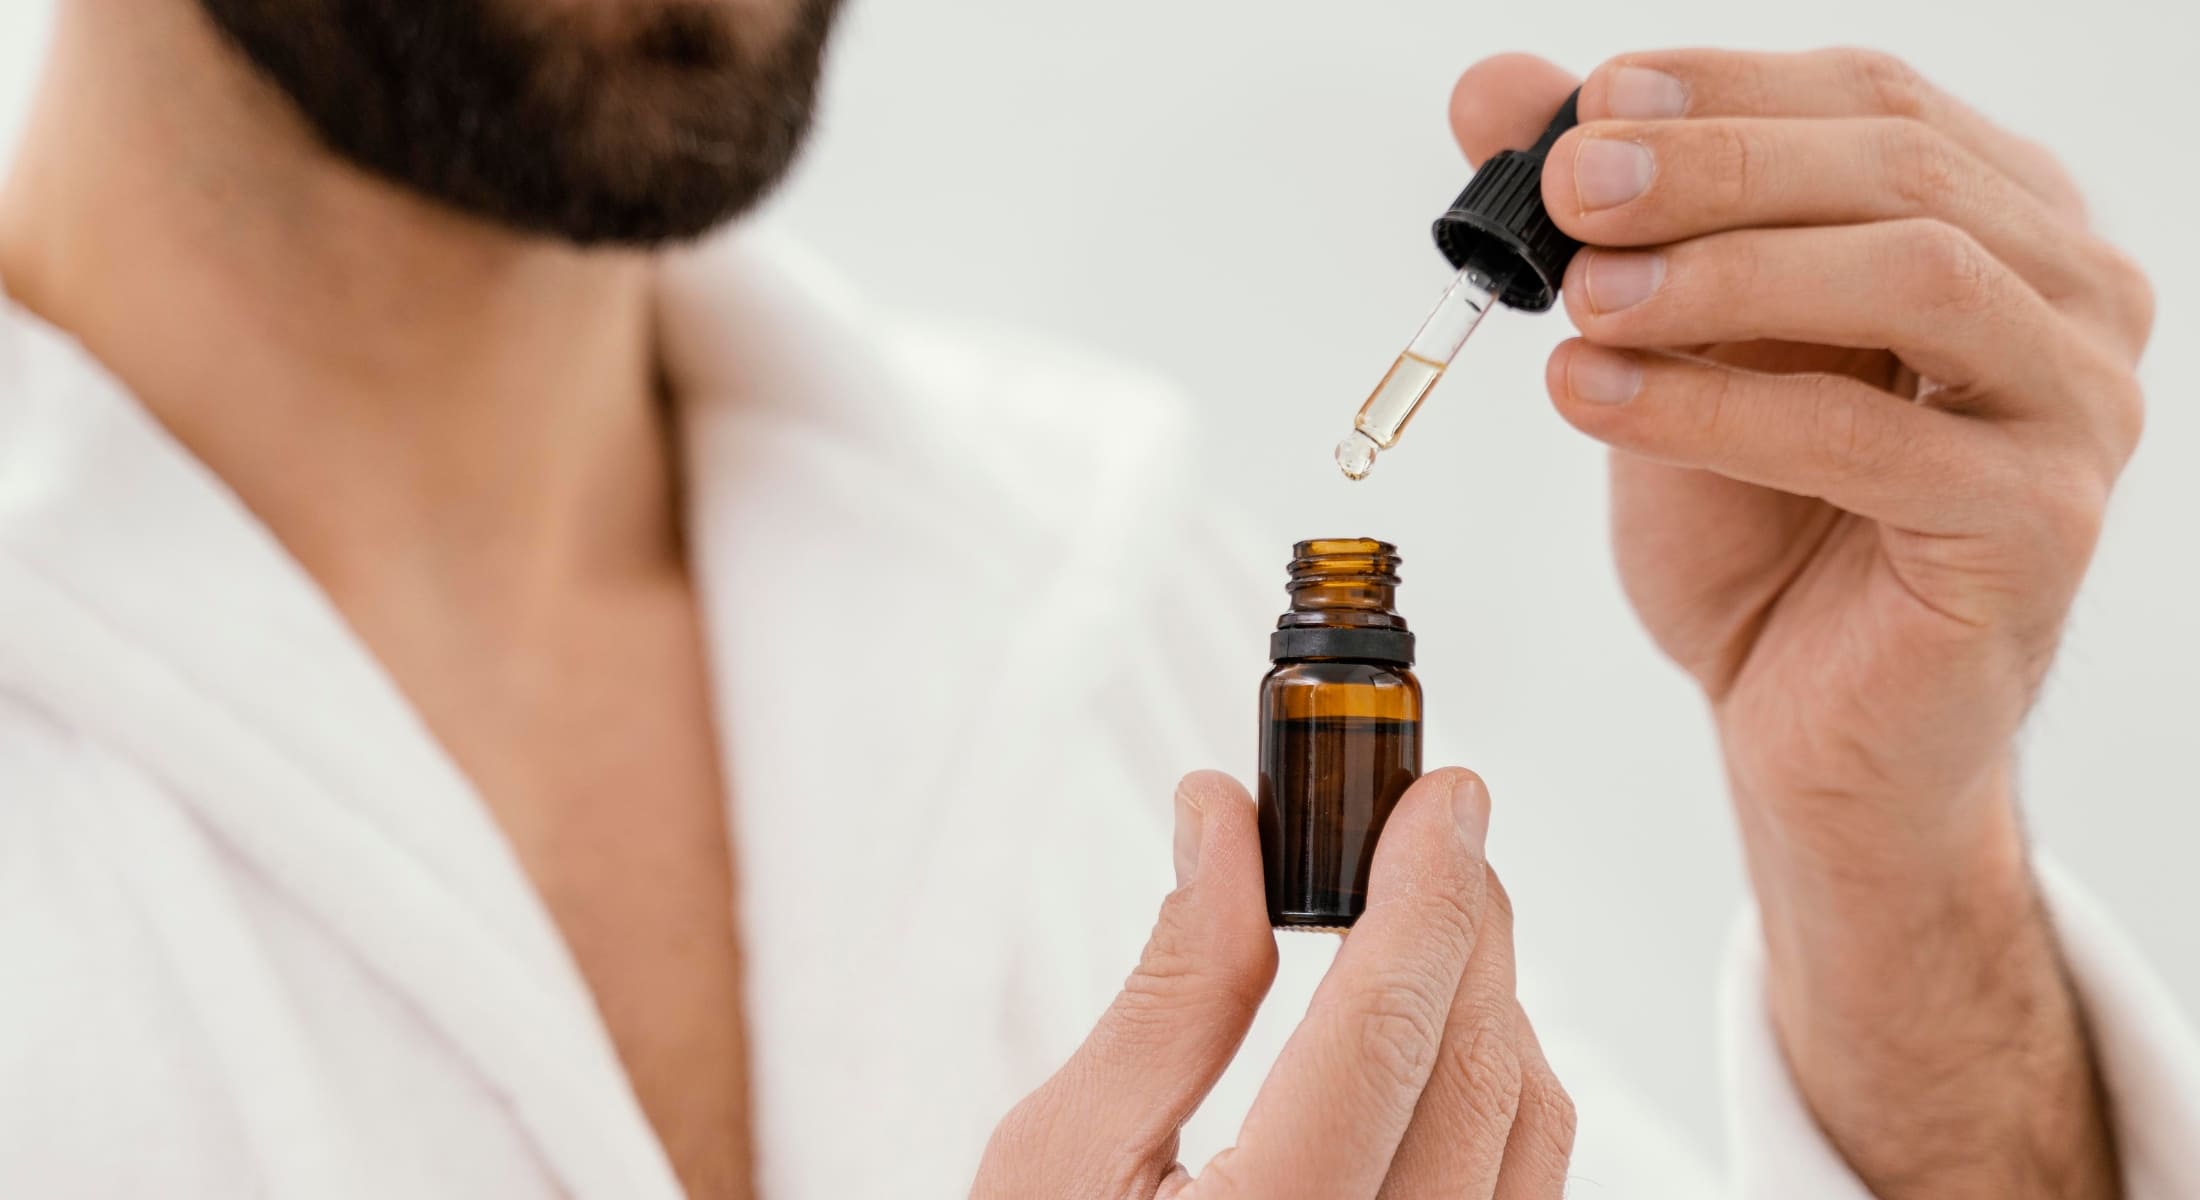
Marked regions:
[0,0,681,621]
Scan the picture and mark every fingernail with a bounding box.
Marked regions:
[1567,344,1644,406]
[1585,249,1664,313]
[1606,67,1689,119]
[1173,782,1205,887]
[1450,774,1490,851]
[1573,138,1653,211]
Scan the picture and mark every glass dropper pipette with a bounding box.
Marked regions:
[1334,266,1508,480]
[1333,88,1586,481]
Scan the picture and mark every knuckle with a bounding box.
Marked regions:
[1705,233,1770,316]
[1452,1027,1526,1129]
[2098,242,2159,347]
[1843,47,1931,118]
[1730,52,1782,116]
[1686,357,1748,448]
[1804,383,1878,483]
[2044,491,2107,564]
[1705,120,1768,210]
[1351,984,1450,1099]
[1110,900,1268,1043]
[1883,119,1967,213]
[1140,892,1204,976]
[2049,339,2149,470]
[1526,1075,1582,1161]
[1896,219,2001,318]
[1108,969,1196,1048]
[1425,862,1489,954]
[1122,907,1205,1011]
[2028,457,2110,555]
[2092,361,2148,465]
[2013,133,2092,221]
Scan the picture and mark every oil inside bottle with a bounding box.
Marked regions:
[1259,713,1421,927]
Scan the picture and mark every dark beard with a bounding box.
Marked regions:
[195,0,843,246]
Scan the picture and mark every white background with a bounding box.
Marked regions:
[4,0,2194,1158]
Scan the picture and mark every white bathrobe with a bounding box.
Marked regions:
[1,234,2195,1199]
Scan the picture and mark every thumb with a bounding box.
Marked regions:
[1449,53,1582,165]
[975,771,1278,1197]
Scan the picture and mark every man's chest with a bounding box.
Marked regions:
[377,583,755,1200]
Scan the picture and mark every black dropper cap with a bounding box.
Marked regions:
[1430,88,1583,313]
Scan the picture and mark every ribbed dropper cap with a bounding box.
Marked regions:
[1429,89,1583,313]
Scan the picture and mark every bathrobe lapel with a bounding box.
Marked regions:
[661,239,1085,1195]
[0,289,676,1195]
[0,236,1122,1198]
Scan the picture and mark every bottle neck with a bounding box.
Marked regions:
[1277,539,1409,632]
[1271,538,1415,665]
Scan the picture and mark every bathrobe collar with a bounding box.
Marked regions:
[0,234,1100,1197]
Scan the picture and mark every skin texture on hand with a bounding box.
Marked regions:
[1450,49,2149,1199]
[972,770,1575,1200]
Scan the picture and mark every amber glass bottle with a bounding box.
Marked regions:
[1258,538,1423,930]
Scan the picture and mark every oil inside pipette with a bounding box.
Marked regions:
[1334,268,1503,481]
[1335,352,1444,480]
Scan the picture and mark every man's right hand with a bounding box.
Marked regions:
[1453,49,2145,1197]
[970,768,1574,1200]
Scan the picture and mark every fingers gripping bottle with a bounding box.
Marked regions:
[1257,539,1422,930]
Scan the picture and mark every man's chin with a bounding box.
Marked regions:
[197,0,843,246]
